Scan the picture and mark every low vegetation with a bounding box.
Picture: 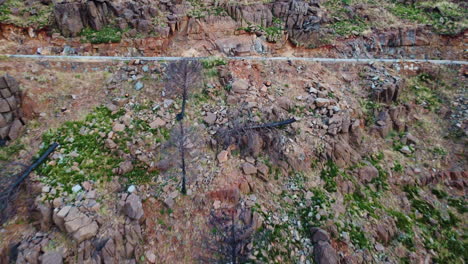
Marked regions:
[0,0,52,28]
[80,26,123,44]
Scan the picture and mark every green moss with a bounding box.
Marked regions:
[80,26,122,44]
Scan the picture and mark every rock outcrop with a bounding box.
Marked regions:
[54,0,118,37]
[0,75,24,141]
[311,228,339,264]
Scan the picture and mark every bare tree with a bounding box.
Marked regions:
[165,60,202,121]
[165,60,202,194]
[200,206,256,264]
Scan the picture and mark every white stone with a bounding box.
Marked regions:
[42,186,51,193]
[400,146,412,155]
[71,185,82,193]
[127,185,136,193]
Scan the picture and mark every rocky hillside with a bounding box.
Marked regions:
[0,55,466,263]
[0,1,466,264]
[0,0,466,58]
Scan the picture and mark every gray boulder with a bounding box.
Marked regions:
[124,194,144,221]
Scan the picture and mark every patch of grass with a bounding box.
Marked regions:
[390,1,467,35]
[431,188,448,199]
[320,160,340,192]
[37,106,160,194]
[365,152,389,191]
[402,184,466,262]
[392,160,404,173]
[324,0,369,36]
[430,146,447,156]
[37,107,123,192]
[360,99,383,125]
[0,142,24,161]
[339,223,370,249]
[201,57,227,69]
[447,197,467,214]
[346,190,383,219]
[390,3,430,24]
[80,26,123,44]
[330,18,368,36]
[0,0,53,28]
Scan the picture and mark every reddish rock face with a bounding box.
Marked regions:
[0,74,24,141]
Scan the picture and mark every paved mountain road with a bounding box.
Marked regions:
[3,54,468,65]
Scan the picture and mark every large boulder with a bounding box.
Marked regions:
[63,207,99,243]
[311,228,339,264]
[41,251,63,264]
[358,165,379,184]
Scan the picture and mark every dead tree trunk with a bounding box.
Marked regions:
[165,60,202,194]
[178,121,187,194]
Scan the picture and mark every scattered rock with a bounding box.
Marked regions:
[117,160,133,174]
[112,123,125,132]
[400,146,412,155]
[313,241,339,264]
[315,98,330,107]
[145,251,156,263]
[242,163,257,175]
[41,251,63,264]
[204,112,217,125]
[358,165,379,183]
[311,228,330,243]
[124,194,144,221]
[149,118,166,129]
[71,185,82,193]
[64,207,98,243]
[134,81,144,91]
[127,185,136,193]
[231,79,249,94]
[217,150,229,163]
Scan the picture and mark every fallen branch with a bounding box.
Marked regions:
[0,142,59,219]
[241,118,296,131]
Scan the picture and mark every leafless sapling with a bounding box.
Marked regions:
[165,60,202,194]
[200,206,257,264]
